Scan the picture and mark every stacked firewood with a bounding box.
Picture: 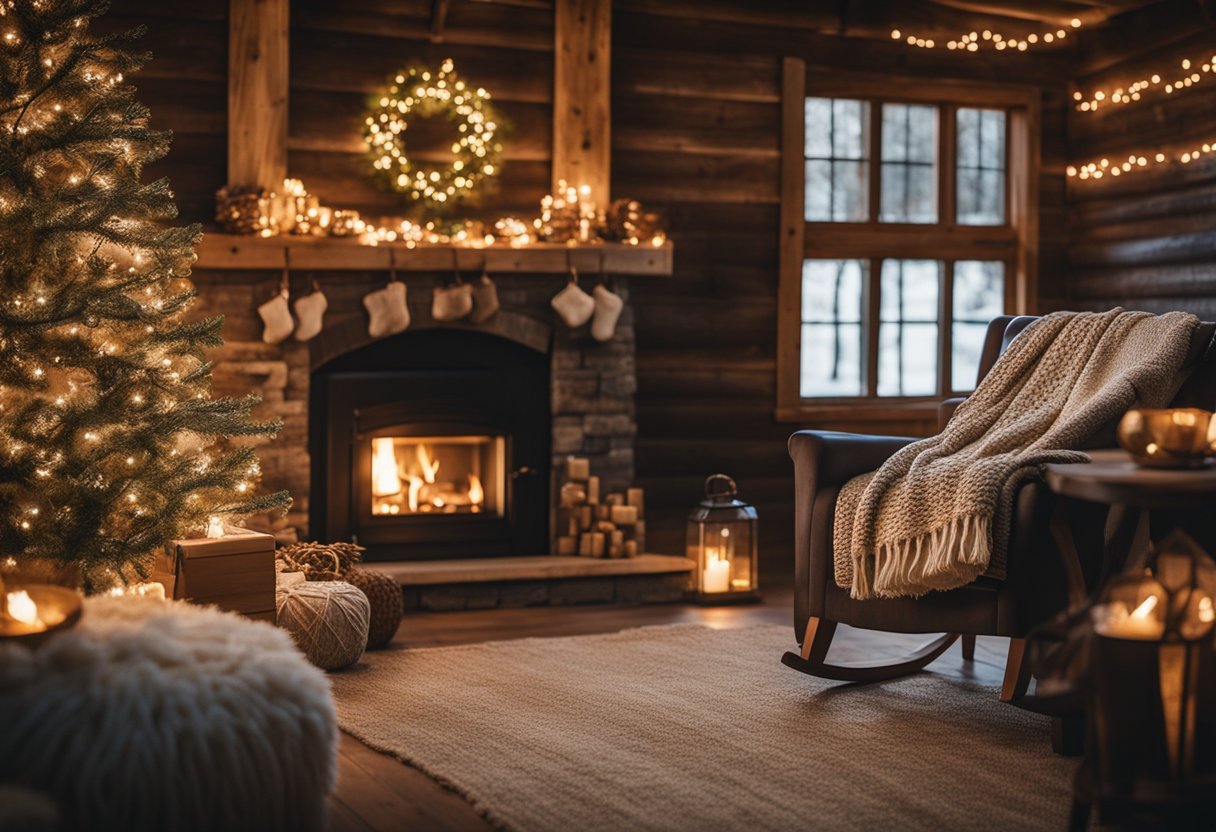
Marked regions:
[556,456,645,558]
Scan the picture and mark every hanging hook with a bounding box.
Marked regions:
[388,247,398,283]
[280,246,290,294]
[452,246,462,284]
[566,246,578,284]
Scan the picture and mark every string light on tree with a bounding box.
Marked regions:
[890,17,1080,52]
[1073,55,1216,112]
[362,59,504,210]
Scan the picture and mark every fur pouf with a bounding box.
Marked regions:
[0,596,337,832]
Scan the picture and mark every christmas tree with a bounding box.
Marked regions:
[0,0,289,591]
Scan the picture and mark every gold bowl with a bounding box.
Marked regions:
[0,582,83,648]
[1117,408,1216,468]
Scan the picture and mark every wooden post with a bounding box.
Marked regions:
[552,0,611,211]
[228,0,289,190]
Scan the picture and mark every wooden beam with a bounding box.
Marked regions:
[552,0,611,210]
[774,57,806,419]
[429,0,451,42]
[228,0,289,190]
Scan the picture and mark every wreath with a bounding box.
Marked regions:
[362,59,504,209]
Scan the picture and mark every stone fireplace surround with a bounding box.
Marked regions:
[194,267,639,551]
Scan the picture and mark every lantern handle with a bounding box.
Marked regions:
[704,473,738,499]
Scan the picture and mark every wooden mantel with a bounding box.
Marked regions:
[194,233,673,275]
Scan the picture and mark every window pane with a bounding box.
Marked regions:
[956,108,1006,226]
[801,259,867,397]
[878,259,940,397]
[880,104,938,224]
[952,260,1005,390]
[805,97,870,222]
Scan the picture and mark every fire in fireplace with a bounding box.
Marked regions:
[310,328,550,561]
[369,435,503,517]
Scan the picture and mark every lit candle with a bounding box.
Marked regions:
[703,551,731,594]
[1092,594,1166,640]
[205,516,226,539]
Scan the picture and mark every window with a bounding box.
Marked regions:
[777,61,1037,419]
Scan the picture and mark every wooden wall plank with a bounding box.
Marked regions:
[228,0,289,190]
[552,0,611,207]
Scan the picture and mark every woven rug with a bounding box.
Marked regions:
[330,624,1075,831]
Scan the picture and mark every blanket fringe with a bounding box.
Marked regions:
[852,514,991,600]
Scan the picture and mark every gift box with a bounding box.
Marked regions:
[152,525,276,621]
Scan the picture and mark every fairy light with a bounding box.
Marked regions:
[895,16,1078,52]
[1068,143,1216,180]
[1074,54,1216,112]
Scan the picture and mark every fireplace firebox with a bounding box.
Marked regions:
[310,329,550,561]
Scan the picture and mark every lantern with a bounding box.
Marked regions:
[687,474,759,603]
[1077,530,1216,825]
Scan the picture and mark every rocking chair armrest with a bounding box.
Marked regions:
[939,397,967,432]
[788,430,916,490]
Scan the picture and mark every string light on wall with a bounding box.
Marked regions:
[890,17,1080,52]
[1073,55,1216,111]
[1066,142,1216,180]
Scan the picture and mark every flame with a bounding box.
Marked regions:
[417,444,440,484]
[1200,595,1214,624]
[1132,594,1158,618]
[468,474,484,505]
[407,475,424,512]
[372,438,402,496]
[6,590,40,625]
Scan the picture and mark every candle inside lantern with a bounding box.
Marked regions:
[205,516,226,539]
[1093,593,1166,640]
[703,551,731,594]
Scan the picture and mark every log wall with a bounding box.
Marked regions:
[105,0,1072,575]
[1065,24,1216,323]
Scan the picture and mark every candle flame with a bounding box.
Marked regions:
[6,590,39,625]
[1200,595,1214,624]
[372,438,402,496]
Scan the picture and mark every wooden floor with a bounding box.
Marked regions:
[326,583,1013,832]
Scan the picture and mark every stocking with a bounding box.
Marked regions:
[551,278,595,328]
[469,272,500,324]
[432,282,474,322]
[591,284,624,342]
[258,289,293,344]
[293,285,328,342]
[364,281,410,338]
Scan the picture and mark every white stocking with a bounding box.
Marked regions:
[551,279,595,328]
[432,282,474,322]
[258,289,294,344]
[364,281,410,338]
[469,273,500,324]
[293,286,328,342]
[591,284,624,342]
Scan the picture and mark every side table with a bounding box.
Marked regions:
[1043,448,1216,830]
[1044,448,1216,604]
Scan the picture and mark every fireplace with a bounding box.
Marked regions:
[310,328,550,561]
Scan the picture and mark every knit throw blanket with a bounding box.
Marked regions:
[833,309,1199,600]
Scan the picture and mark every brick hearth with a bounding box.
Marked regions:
[192,266,638,547]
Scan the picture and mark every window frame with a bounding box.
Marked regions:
[776,58,1039,422]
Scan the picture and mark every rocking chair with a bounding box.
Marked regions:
[783,314,1216,706]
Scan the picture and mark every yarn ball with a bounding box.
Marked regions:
[347,569,404,650]
[276,581,370,671]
